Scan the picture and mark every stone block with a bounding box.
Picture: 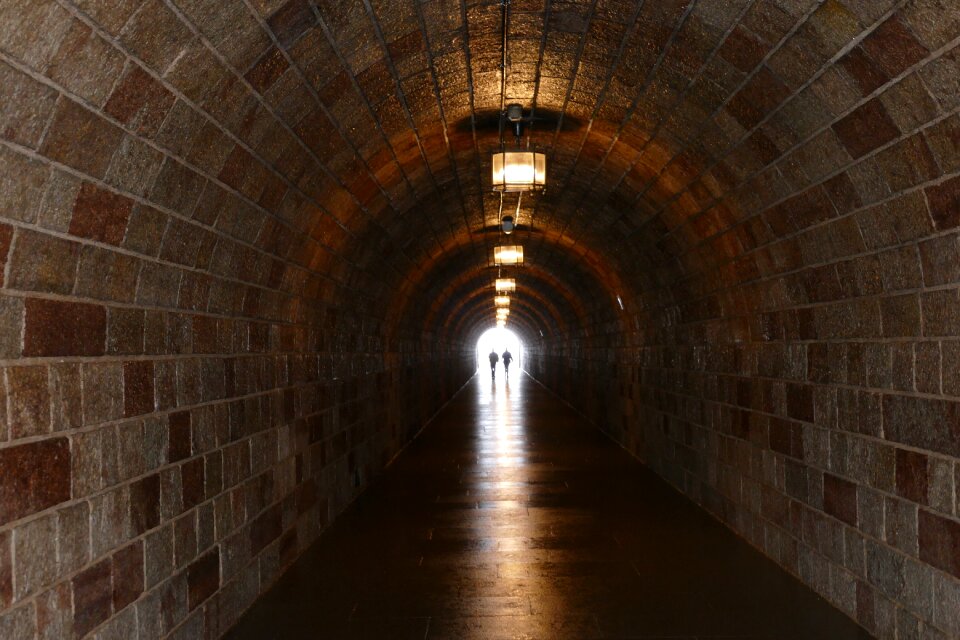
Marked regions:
[35,582,72,640]
[123,360,155,417]
[129,473,161,536]
[919,509,960,578]
[0,438,70,523]
[0,61,58,148]
[89,486,131,558]
[71,559,112,639]
[174,511,197,569]
[7,229,80,295]
[46,21,125,106]
[105,64,175,137]
[70,183,134,246]
[122,204,167,258]
[144,524,174,591]
[896,448,929,504]
[0,602,36,640]
[13,512,58,601]
[81,362,125,425]
[56,501,90,576]
[119,0,193,73]
[23,298,105,357]
[832,98,901,159]
[824,473,859,527]
[186,547,220,611]
[111,540,144,611]
[40,98,123,178]
[74,246,141,304]
[5,366,50,439]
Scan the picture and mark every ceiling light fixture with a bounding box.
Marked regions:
[496,308,510,319]
[495,296,510,307]
[495,278,516,292]
[494,245,523,265]
[492,149,546,193]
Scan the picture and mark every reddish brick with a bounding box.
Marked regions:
[388,31,425,64]
[768,418,802,459]
[111,540,144,611]
[925,175,960,231]
[918,509,960,578]
[785,384,814,423]
[267,0,315,47]
[833,98,901,159]
[895,449,929,504]
[123,360,155,417]
[72,558,111,638]
[718,25,768,73]
[839,46,888,95]
[726,67,791,130]
[0,223,11,287]
[0,438,70,524]
[824,473,858,526]
[169,411,191,463]
[129,473,160,535]
[862,15,930,78]
[245,46,289,93]
[104,65,174,137]
[186,547,219,611]
[24,298,106,357]
[69,183,133,246]
[0,530,10,609]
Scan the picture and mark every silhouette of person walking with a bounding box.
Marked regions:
[488,349,499,379]
[501,349,513,376]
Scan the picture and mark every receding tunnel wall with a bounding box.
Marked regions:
[1,0,960,639]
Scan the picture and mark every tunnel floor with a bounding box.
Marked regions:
[225,371,872,640]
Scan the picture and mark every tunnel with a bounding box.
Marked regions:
[0,0,959,637]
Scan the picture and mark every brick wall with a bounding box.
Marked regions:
[0,2,474,638]
[526,2,960,637]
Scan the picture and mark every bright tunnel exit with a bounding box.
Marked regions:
[476,327,524,377]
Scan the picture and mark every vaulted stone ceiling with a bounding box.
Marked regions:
[7,0,955,348]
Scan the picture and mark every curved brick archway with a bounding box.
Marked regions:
[0,1,959,638]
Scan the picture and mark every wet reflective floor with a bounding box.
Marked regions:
[227,371,873,639]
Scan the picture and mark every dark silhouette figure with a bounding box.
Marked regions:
[488,349,499,378]
[501,349,513,376]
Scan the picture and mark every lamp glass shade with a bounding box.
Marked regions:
[494,245,524,265]
[492,151,546,192]
[494,296,510,307]
[495,278,516,292]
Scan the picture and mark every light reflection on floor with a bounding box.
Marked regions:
[226,372,876,640]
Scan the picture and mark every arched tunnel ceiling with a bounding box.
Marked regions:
[5,0,956,344]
